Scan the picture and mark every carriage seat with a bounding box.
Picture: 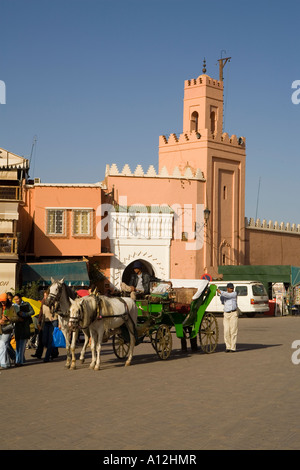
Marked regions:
[181,287,210,327]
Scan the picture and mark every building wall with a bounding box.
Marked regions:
[21,184,103,258]
[245,221,300,266]
[0,148,30,291]
[208,145,245,271]
[105,170,206,280]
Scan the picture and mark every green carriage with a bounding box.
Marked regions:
[112,280,219,360]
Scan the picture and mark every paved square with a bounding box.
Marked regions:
[1,315,299,450]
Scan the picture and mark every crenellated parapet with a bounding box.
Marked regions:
[246,217,300,234]
[105,163,205,180]
[159,129,246,148]
[219,133,245,146]
[184,74,223,90]
[159,130,203,145]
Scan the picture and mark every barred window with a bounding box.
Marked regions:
[73,210,92,236]
[47,209,65,235]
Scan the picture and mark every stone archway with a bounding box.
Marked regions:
[110,249,169,290]
[122,259,155,285]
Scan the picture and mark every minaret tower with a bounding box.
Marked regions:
[158,58,246,275]
[182,58,223,138]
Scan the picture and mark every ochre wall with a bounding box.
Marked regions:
[245,229,300,265]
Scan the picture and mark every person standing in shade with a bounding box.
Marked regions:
[217,283,238,352]
[13,294,34,366]
[3,292,16,363]
[31,290,48,360]
[0,293,18,369]
[41,292,59,363]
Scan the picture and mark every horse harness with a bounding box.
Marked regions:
[93,296,134,331]
[98,296,136,338]
[70,295,134,333]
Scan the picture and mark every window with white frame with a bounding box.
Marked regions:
[72,209,92,236]
[47,209,65,235]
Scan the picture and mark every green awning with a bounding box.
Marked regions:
[218,265,300,287]
[291,266,300,286]
[22,261,90,286]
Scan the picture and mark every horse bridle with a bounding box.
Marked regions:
[47,282,66,316]
[69,301,85,328]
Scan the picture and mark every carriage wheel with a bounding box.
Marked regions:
[155,324,172,360]
[199,312,219,353]
[112,334,129,360]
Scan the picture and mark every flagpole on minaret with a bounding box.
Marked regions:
[217,54,231,81]
[217,52,231,132]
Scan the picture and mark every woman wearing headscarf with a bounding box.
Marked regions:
[0,293,19,369]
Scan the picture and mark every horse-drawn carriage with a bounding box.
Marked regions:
[46,277,219,370]
[112,280,219,361]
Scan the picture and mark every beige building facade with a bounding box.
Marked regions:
[0,148,30,293]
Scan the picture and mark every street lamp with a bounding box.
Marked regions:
[194,207,211,239]
[203,208,211,225]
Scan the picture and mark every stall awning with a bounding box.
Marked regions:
[291,266,300,286]
[22,261,90,286]
[218,265,300,287]
[0,202,19,220]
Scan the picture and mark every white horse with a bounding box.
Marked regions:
[69,294,138,370]
[45,277,91,369]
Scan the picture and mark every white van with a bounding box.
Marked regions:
[206,280,270,317]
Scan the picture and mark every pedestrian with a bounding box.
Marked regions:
[5,292,16,363]
[41,291,59,363]
[0,293,19,369]
[13,293,34,366]
[217,283,239,352]
[180,328,198,353]
[31,290,47,359]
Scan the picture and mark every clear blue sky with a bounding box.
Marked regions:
[0,0,299,224]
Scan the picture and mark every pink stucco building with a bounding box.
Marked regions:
[19,182,112,288]
[103,69,246,288]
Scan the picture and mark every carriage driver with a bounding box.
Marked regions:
[121,261,157,300]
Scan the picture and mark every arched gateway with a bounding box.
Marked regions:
[122,259,154,285]
[109,206,173,290]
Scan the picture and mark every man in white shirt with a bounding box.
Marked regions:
[217,283,238,352]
